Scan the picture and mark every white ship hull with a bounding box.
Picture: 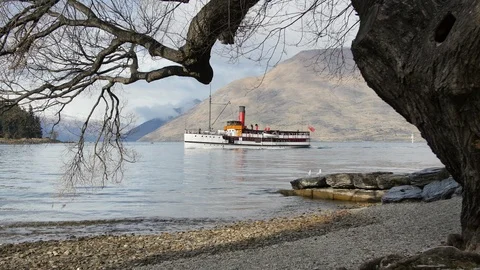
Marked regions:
[184,133,310,149]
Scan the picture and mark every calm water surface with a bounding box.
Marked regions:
[0,141,442,242]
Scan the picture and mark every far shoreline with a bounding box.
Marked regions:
[0,138,66,145]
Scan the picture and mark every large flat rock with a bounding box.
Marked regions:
[279,188,385,203]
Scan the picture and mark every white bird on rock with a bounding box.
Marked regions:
[307,170,312,176]
[316,169,322,175]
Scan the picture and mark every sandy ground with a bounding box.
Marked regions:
[135,197,461,270]
[0,197,461,270]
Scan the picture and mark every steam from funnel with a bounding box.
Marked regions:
[239,106,245,127]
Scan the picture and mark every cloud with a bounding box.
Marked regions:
[134,104,179,121]
[49,54,268,125]
[133,97,200,123]
[45,44,308,126]
[50,29,315,125]
[119,53,270,123]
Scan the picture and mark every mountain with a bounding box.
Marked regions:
[125,99,201,141]
[41,117,102,142]
[140,49,421,142]
[124,118,170,142]
[39,98,201,142]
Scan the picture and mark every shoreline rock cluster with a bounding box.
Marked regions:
[282,167,462,203]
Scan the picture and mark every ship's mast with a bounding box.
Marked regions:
[208,84,212,132]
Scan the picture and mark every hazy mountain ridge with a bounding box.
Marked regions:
[125,99,201,141]
[124,118,170,142]
[41,117,102,142]
[140,49,421,142]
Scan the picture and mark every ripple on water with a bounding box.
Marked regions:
[0,184,30,190]
[0,142,442,242]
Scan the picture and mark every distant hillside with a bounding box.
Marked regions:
[41,117,102,142]
[124,118,169,142]
[140,49,421,142]
[125,99,201,141]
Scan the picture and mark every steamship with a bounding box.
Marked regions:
[184,106,311,149]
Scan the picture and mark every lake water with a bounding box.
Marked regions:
[0,141,442,243]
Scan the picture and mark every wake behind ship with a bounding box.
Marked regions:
[184,106,311,149]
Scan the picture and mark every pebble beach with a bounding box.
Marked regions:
[0,197,461,270]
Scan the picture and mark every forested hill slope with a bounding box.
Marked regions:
[140,49,421,142]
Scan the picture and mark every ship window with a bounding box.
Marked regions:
[227,120,242,125]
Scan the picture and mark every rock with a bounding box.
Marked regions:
[446,234,464,249]
[279,188,385,203]
[353,172,392,190]
[359,246,480,270]
[278,189,313,198]
[320,188,385,203]
[376,173,410,189]
[454,185,463,197]
[359,254,404,270]
[421,177,460,202]
[293,169,449,191]
[382,185,422,203]
[325,173,357,189]
[290,176,328,190]
[409,167,450,187]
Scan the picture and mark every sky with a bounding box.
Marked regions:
[52,1,357,126]
[56,36,315,125]
[57,52,284,125]
[121,53,273,123]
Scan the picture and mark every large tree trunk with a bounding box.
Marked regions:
[351,0,480,250]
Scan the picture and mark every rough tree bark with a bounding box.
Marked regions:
[351,0,480,250]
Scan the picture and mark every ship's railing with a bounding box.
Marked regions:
[242,130,310,137]
[186,129,311,138]
[185,129,199,134]
[185,129,218,135]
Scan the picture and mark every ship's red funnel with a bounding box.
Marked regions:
[239,106,245,127]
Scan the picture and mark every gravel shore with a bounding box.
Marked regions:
[0,197,461,270]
